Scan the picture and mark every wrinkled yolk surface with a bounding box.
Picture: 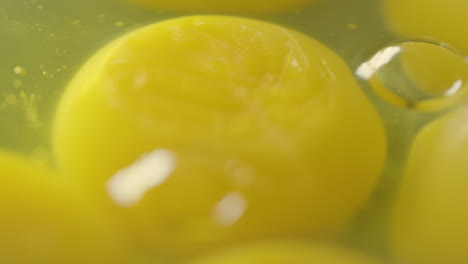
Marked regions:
[53,16,386,257]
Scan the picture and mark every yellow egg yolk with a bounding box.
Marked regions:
[0,152,130,264]
[187,241,381,264]
[392,106,468,264]
[384,0,468,54]
[53,15,386,257]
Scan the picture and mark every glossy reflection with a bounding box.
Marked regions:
[107,149,176,207]
[53,16,386,257]
[129,0,319,13]
[187,241,382,264]
[212,192,247,227]
[0,152,129,264]
[392,106,468,264]
[384,0,468,55]
[356,40,468,111]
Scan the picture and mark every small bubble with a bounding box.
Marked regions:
[356,40,468,111]
[347,24,358,30]
[71,20,81,26]
[14,66,27,76]
[115,21,125,27]
[35,23,44,31]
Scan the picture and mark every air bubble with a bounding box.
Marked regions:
[14,66,27,76]
[356,40,468,111]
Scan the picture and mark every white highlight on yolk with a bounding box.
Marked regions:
[445,79,463,96]
[134,69,148,89]
[107,149,176,207]
[212,192,247,226]
[356,46,402,80]
[291,58,299,68]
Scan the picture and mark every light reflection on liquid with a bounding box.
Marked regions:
[355,46,402,81]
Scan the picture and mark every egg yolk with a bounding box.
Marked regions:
[0,152,130,264]
[384,0,468,54]
[187,241,381,264]
[392,106,468,264]
[53,15,386,256]
[129,0,319,13]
